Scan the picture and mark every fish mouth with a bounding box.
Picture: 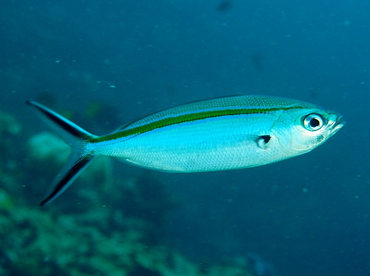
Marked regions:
[330,115,345,135]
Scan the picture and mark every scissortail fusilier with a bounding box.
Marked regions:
[26,95,344,206]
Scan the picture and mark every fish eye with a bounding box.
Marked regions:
[303,114,324,131]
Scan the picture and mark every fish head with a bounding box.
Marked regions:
[272,106,344,154]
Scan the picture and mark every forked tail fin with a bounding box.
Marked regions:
[26,101,98,206]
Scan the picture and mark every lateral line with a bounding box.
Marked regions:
[91,105,303,143]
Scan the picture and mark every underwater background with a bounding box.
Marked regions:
[1,0,369,275]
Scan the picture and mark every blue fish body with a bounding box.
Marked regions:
[26,95,344,205]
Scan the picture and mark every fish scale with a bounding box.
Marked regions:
[26,95,344,206]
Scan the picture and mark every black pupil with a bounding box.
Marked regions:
[310,118,320,128]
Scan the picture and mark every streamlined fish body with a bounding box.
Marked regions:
[27,95,344,206]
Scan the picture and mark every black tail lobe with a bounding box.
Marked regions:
[26,101,98,206]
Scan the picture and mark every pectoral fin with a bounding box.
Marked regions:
[256,135,271,149]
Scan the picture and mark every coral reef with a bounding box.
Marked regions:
[27,131,70,164]
[0,206,252,276]
[0,109,21,166]
[0,110,21,137]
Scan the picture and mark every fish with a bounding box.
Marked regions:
[26,95,344,206]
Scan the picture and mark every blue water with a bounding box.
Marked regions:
[1,0,369,275]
